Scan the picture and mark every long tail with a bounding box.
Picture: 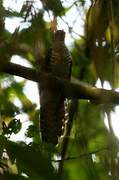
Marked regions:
[40,88,65,145]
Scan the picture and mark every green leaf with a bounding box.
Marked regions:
[0,136,55,179]
[42,0,65,16]
[8,119,22,134]
[0,173,28,180]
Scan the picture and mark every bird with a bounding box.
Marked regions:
[40,30,72,145]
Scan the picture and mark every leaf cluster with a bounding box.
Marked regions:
[0,0,119,180]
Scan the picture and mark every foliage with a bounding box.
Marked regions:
[0,0,119,179]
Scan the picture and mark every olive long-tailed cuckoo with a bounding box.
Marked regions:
[39,30,72,145]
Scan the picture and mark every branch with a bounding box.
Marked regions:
[52,145,114,162]
[9,43,41,61]
[58,99,78,176]
[0,41,41,63]
[1,62,119,104]
[0,62,38,81]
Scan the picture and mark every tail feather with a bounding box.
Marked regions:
[40,90,65,145]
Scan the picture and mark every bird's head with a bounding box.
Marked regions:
[54,30,65,42]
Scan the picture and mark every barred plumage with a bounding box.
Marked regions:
[40,30,72,145]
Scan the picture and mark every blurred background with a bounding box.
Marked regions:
[1,0,119,179]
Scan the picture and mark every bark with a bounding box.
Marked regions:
[1,62,119,105]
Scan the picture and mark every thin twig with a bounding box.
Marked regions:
[52,145,117,162]
[58,99,78,176]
